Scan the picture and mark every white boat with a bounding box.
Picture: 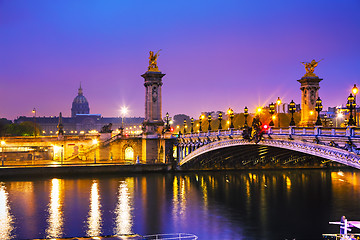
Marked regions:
[323,216,360,240]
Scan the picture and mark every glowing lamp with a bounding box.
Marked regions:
[352,84,358,95]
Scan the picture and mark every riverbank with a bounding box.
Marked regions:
[0,163,172,178]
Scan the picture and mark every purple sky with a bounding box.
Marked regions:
[1,0,360,120]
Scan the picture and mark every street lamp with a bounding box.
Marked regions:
[190,117,194,133]
[121,106,128,132]
[315,97,323,126]
[218,112,223,130]
[92,139,98,164]
[347,93,356,126]
[32,108,36,137]
[1,140,5,166]
[352,84,358,126]
[244,107,249,127]
[269,103,275,126]
[256,107,262,122]
[165,112,170,132]
[183,119,188,134]
[276,97,281,127]
[227,108,234,129]
[289,100,296,126]
[207,114,212,131]
[199,115,204,132]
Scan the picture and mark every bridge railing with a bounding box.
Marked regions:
[182,127,360,139]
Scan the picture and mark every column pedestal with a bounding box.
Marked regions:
[141,71,165,135]
[298,76,322,127]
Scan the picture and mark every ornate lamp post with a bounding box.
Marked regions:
[347,93,356,126]
[276,97,281,127]
[218,112,223,130]
[289,100,296,126]
[244,107,249,127]
[199,115,203,132]
[183,119,187,134]
[352,84,358,126]
[165,112,170,132]
[315,97,323,126]
[207,114,212,131]
[269,102,275,126]
[32,108,36,137]
[227,108,234,129]
[190,117,194,133]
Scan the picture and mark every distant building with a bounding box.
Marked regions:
[15,85,144,135]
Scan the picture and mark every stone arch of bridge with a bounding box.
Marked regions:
[122,144,135,160]
[178,139,360,169]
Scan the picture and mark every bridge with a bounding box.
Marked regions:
[2,55,359,170]
[177,126,360,169]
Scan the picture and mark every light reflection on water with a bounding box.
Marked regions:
[0,170,360,239]
[114,180,133,235]
[0,183,14,239]
[46,178,63,238]
[86,180,102,237]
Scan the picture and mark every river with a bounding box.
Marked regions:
[0,169,359,240]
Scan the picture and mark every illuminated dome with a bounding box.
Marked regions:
[71,84,90,117]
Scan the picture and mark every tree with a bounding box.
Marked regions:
[5,121,41,136]
[0,118,12,136]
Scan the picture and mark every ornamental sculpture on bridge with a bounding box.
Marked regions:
[301,59,323,77]
[148,50,161,72]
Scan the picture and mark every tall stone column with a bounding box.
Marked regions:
[298,59,323,127]
[141,71,165,135]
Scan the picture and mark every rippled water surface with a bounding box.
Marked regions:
[1,170,360,240]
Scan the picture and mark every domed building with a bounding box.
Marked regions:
[71,84,90,117]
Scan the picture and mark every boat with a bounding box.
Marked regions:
[323,216,360,239]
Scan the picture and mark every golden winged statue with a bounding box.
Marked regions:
[148,50,161,72]
[301,59,323,77]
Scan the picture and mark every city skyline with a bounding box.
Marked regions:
[1,0,360,120]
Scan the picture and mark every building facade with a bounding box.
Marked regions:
[15,85,144,135]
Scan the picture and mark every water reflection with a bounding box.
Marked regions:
[46,178,63,238]
[114,180,133,235]
[1,170,360,240]
[87,180,102,237]
[0,183,14,239]
[172,176,189,226]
